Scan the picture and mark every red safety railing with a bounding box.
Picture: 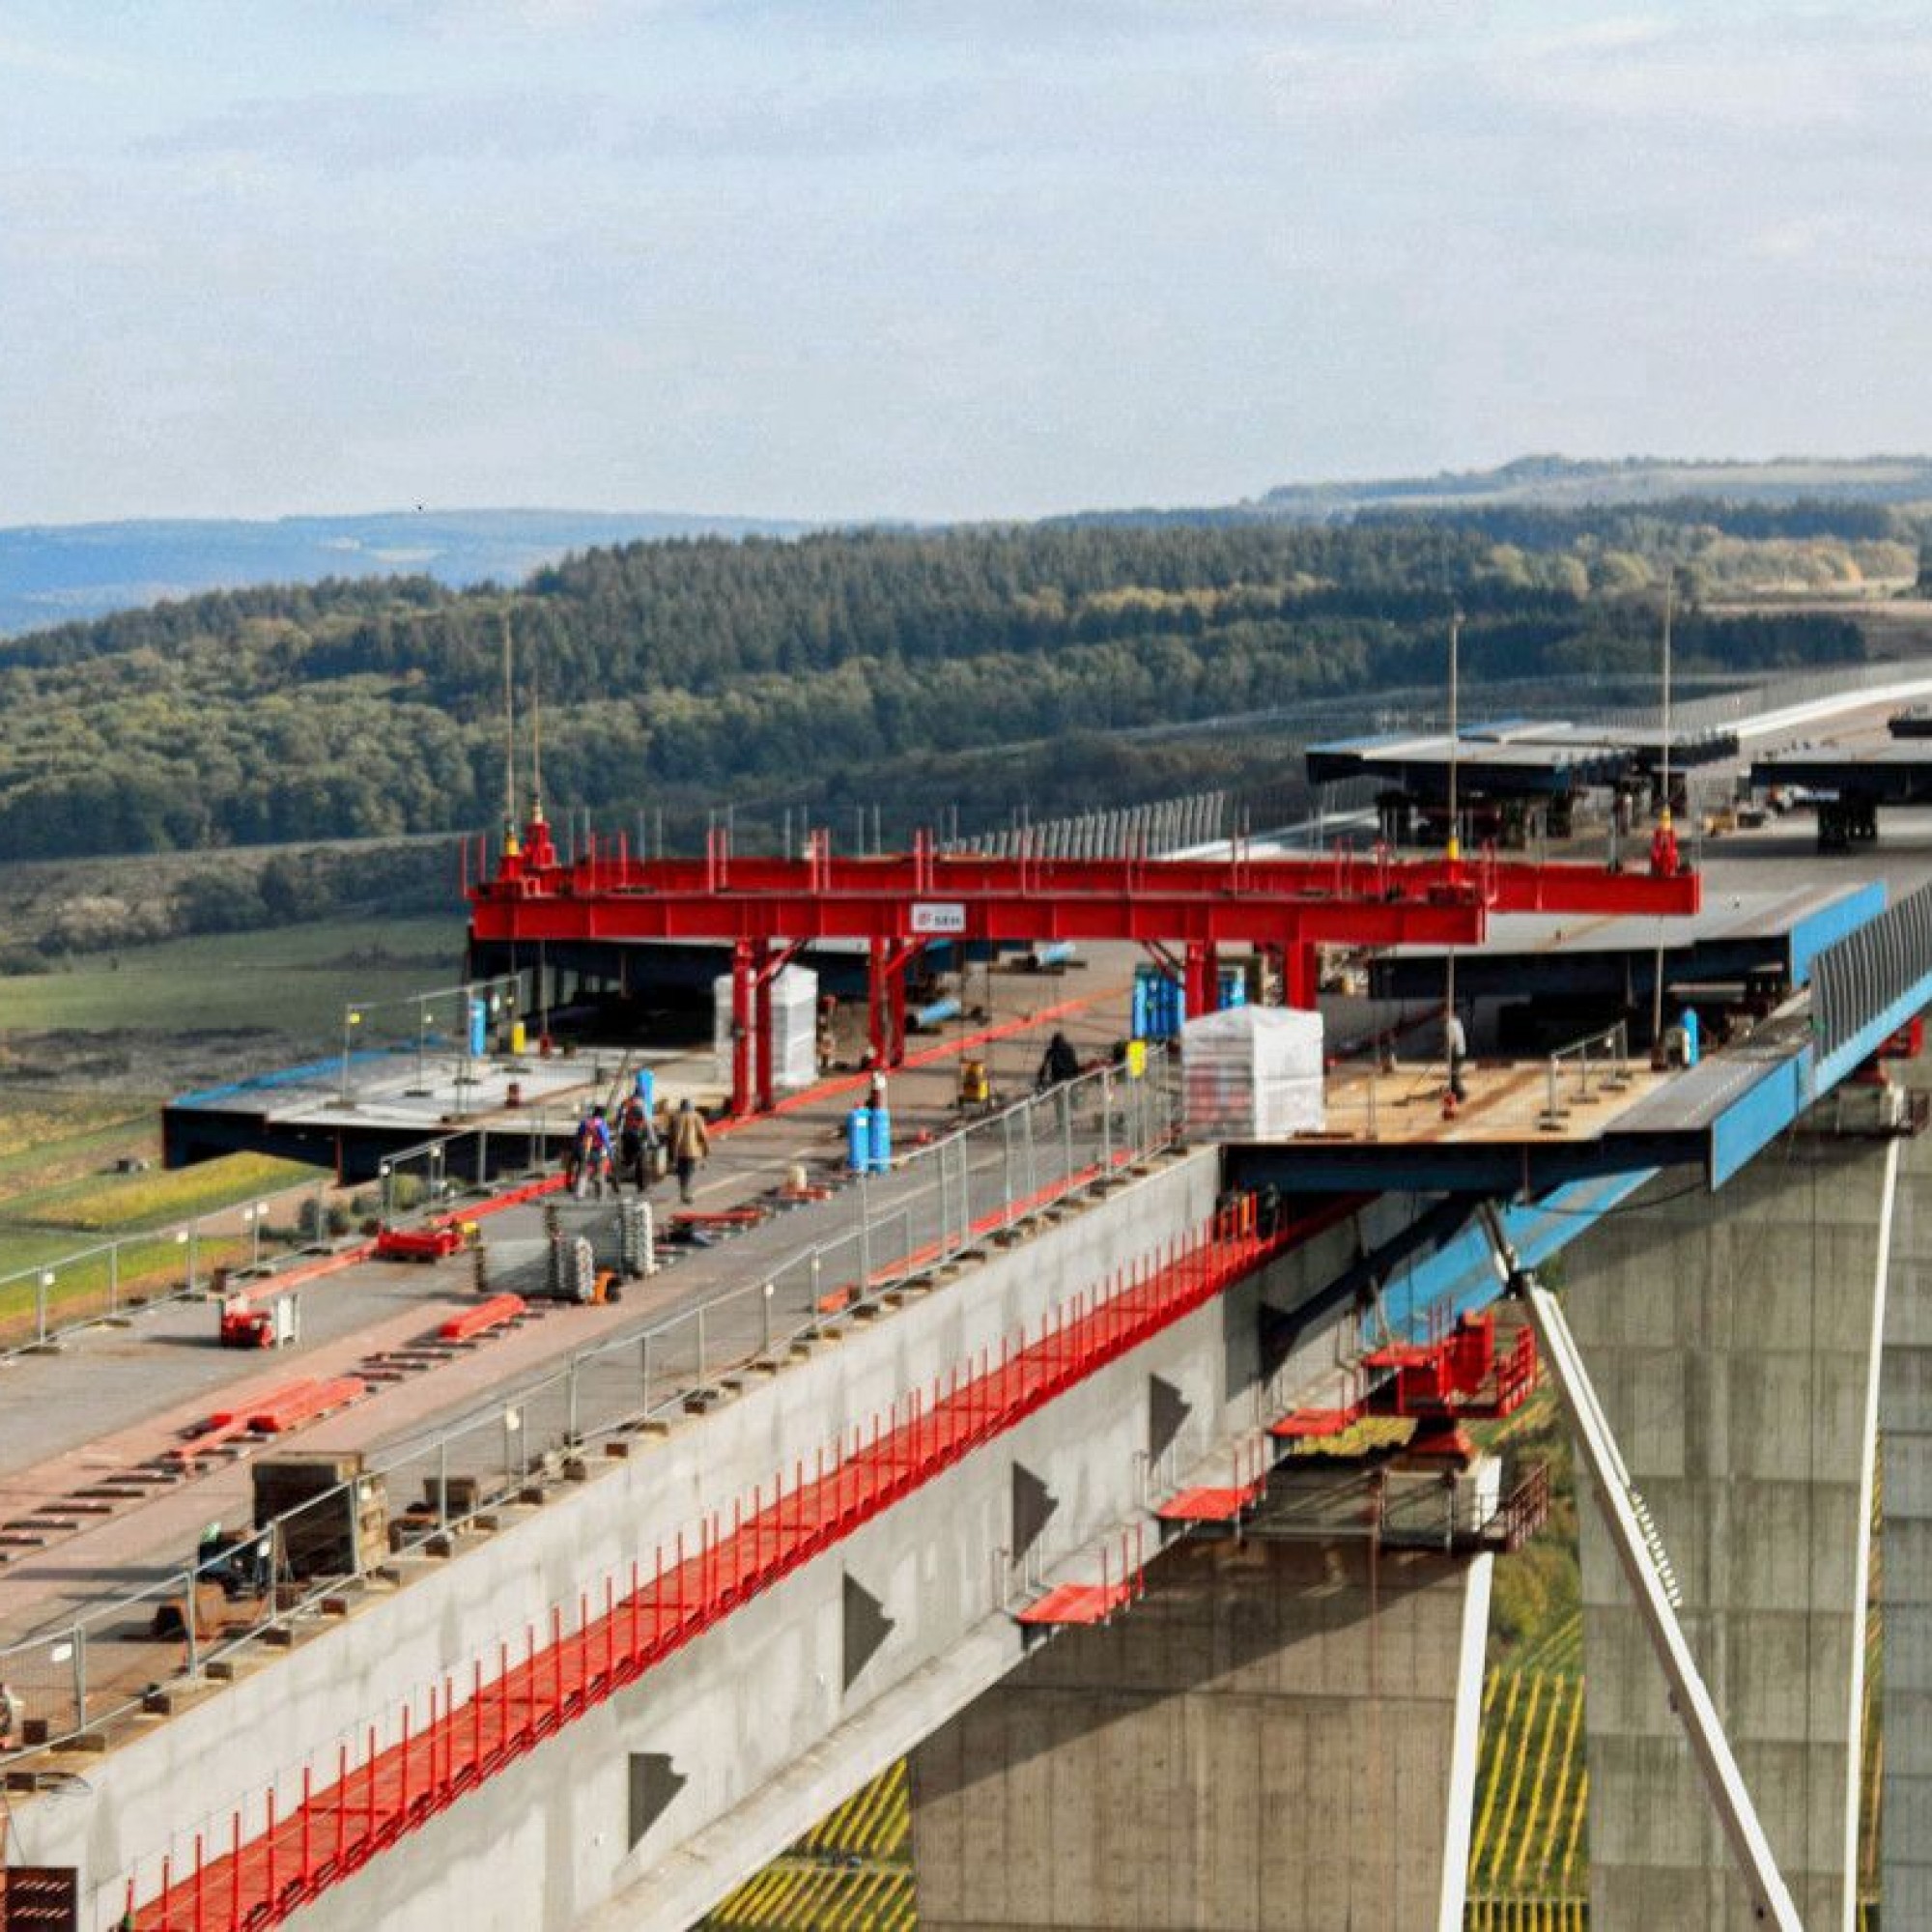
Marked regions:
[125,1193,1340,1930]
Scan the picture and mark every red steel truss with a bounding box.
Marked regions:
[124,1194,1343,1931]
[466,815,1702,1113]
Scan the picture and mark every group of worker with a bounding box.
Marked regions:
[569,1093,711,1204]
[569,1030,1084,1206]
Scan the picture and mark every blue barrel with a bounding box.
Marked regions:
[1132,968,1151,1039]
[1218,968,1246,1010]
[868,1105,893,1174]
[1146,975,1183,1040]
[846,1106,873,1171]
[469,998,489,1056]
[634,1067,656,1115]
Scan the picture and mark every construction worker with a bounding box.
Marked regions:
[615,1091,658,1192]
[1444,1008,1468,1105]
[668,1096,711,1205]
[1650,802,1680,878]
[571,1106,614,1201]
[1036,1031,1080,1093]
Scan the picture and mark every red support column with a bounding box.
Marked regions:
[867,937,890,1069]
[1184,941,1218,1024]
[1282,938,1320,1009]
[730,938,755,1120]
[753,940,776,1114]
[887,954,909,1067]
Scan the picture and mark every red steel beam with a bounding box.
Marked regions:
[471,886,1489,951]
[475,835,1702,922]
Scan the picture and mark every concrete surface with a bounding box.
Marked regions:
[908,1531,1492,1932]
[10,1151,1244,1927]
[1883,1127,1932,1923]
[1567,1135,1893,1930]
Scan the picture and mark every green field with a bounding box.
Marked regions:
[0,912,459,1332]
[0,914,463,1039]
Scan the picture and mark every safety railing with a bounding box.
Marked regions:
[0,1177,337,1364]
[1535,1023,1633,1130]
[113,1188,1287,1930]
[1262,1459,1547,1553]
[0,1062,1182,1767]
[372,1110,574,1224]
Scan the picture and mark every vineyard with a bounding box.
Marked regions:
[702,1761,914,1930]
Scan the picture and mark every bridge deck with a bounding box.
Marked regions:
[1317,1053,1675,1146]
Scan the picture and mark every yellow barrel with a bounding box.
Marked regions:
[509,1020,527,1056]
[1125,1038,1148,1079]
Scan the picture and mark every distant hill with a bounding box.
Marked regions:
[0,508,809,635]
[1254,454,1932,520]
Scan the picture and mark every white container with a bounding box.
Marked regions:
[714,964,820,1093]
[1180,1005,1325,1139]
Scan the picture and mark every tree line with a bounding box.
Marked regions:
[0,517,1871,865]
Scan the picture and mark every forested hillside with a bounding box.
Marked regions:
[0,512,1889,867]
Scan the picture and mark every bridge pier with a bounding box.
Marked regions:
[1565,1137,1893,1928]
[907,1528,1492,1931]
[1883,1128,1932,1922]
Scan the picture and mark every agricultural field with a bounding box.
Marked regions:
[0,910,455,1339]
[0,913,462,1086]
[0,1096,325,1342]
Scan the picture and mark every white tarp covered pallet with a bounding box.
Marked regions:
[1180,1005,1325,1139]
[714,965,819,1091]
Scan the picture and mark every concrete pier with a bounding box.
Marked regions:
[1567,1138,1894,1929]
[1883,1129,1932,1923]
[908,1529,1492,1932]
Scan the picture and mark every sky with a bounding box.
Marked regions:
[0,1,1926,526]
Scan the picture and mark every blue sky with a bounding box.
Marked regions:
[0,2,1925,524]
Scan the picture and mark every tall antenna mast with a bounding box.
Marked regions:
[1660,574,1674,822]
[1651,577,1677,1043]
[529,649,546,825]
[1446,609,1462,862]
[500,611,519,843]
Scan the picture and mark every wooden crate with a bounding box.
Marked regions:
[253,1455,387,1578]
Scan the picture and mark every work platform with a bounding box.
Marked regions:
[163,1048,641,1182]
[1229,1006,1895,1195]
[1307,717,1738,797]
[1367,879,1881,1004]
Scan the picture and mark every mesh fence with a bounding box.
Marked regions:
[0,1060,1182,1761]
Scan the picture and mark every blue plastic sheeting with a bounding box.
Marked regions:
[173,1052,377,1108]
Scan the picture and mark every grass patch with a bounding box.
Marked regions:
[14,1151,318,1233]
[0,1094,148,1163]
[0,1230,253,1343]
[0,914,463,1037]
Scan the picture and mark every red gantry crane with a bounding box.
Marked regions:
[467,811,1702,1116]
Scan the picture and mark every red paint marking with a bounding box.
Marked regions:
[128,1193,1359,1930]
